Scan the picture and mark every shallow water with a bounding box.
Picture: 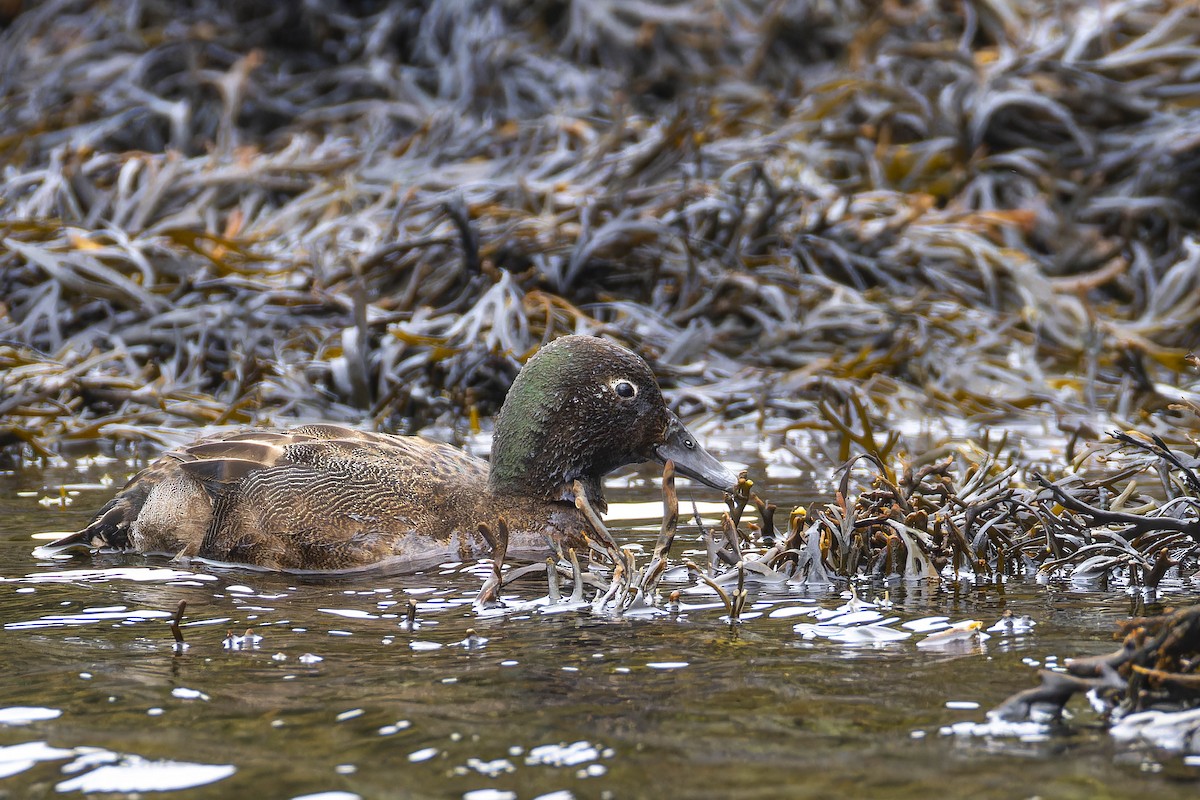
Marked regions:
[3,453,1200,799]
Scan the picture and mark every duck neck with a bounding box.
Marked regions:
[487,406,608,512]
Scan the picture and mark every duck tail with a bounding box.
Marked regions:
[46,496,134,552]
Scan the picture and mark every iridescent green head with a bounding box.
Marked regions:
[488,335,736,508]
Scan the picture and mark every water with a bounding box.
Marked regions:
[2,454,1199,798]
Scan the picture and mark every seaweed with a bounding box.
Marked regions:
[1,1,1198,457]
[992,604,1200,725]
[486,418,1200,613]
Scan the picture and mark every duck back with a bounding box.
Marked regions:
[65,425,497,571]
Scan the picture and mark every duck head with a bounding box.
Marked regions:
[488,335,738,509]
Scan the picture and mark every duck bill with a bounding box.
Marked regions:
[653,413,738,494]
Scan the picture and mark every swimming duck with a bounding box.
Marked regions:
[48,335,737,572]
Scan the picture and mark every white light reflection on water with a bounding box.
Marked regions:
[407,746,439,763]
[2,567,218,584]
[317,608,380,620]
[525,740,610,769]
[939,715,1053,743]
[0,706,62,725]
[461,790,516,800]
[410,640,443,651]
[457,756,516,777]
[5,607,173,631]
[444,740,613,796]
[0,741,74,779]
[0,735,238,792]
[767,604,820,618]
[55,754,236,792]
[1110,709,1200,753]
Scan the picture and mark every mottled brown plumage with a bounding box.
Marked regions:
[49,336,737,572]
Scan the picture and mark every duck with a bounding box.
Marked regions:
[47,335,737,572]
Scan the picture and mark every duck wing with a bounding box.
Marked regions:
[48,425,491,571]
[43,431,303,554]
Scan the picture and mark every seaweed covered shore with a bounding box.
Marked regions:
[8,0,1200,763]
[2,0,1199,457]
[4,0,1200,601]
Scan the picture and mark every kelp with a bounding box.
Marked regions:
[791,410,1200,585]
[1,1,1199,456]
[989,604,1200,737]
[482,416,1199,619]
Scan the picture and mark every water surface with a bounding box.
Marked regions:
[2,453,1198,799]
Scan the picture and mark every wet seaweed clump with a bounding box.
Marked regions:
[756,395,1200,588]
[476,460,776,621]
[987,604,1200,753]
[478,407,1200,614]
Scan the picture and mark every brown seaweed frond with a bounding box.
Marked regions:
[474,517,510,608]
[639,459,679,597]
[2,2,1200,456]
[170,599,187,652]
[993,605,1200,722]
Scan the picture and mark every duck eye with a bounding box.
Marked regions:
[684,437,696,450]
[613,380,637,399]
